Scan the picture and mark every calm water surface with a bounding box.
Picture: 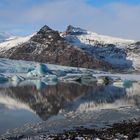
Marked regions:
[0,80,140,135]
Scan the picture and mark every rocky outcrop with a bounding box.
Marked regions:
[1,25,112,70]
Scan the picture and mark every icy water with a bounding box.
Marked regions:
[0,81,140,135]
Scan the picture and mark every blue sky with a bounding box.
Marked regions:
[86,0,140,6]
[0,0,140,40]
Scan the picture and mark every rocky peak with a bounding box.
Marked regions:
[0,25,113,70]
[30,25,62,44]
[65,25,87,35]
[39,25,53,32]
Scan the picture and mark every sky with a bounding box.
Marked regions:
[0,0,140,40]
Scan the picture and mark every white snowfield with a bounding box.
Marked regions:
[77,31,135,46]
[0,34,34,51]
[63,27,140,70]
[63,26,136,46]
[0,27,139,71]
[0,28,136,53]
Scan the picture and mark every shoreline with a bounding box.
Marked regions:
[2,119,140,140]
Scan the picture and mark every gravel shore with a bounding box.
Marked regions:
[2,119,140,140]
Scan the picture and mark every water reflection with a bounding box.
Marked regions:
[0,81,140,134]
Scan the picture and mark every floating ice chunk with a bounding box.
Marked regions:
[113,80,132,88]
[27,70,38,78]
[9,75,24,86]
[0,74,8,83]
[43,75,58,82]
[33,80,47,90]
[60,74,81,81]
[81,76,97,85]
[113,80,124,88]
[27,63,52,78]
[93,138,101,140]
[10,75,24,82]
[97,76,112,85]
[123,80,132,88]
[53,70,67,77]
[81,75,96,82]
[36,63,52,75]
[60,74,98,83]
[43,80,58,86]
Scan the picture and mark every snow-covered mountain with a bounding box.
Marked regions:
[0,34,34,52]
[0,25,140,71]
[0,25,111,70]
[63,25,140,71]
[63,25,135,46]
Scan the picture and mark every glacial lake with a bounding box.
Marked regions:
[0,80,140,135]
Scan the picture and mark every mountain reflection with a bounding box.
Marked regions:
[0,81,140,121]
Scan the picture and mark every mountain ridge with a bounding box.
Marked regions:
[0,25,140,71]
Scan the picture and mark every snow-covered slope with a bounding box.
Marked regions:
[0,25,140,71]
[63,25,135,46]
[0,34,34,52]
[63,26,140,71]
[0,26,111,70]
[77,31,135,46]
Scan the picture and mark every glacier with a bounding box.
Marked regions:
[0,58,139,90]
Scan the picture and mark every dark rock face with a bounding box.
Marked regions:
[1,25,112,70]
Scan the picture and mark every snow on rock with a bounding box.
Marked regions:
[65,25,87,35]
[77,31,135,46]
[63,25,135,46]
[63,26,139,70]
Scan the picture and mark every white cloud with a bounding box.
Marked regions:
[0,0,140,40]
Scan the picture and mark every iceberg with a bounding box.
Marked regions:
[33,80,47,90]
[43,75,58,82]
[60,74,81,82]
[53,70,67,77]
[113,80,132,88]
[97,76,112,85]
[0,74,8,83]
[9,75,25,86]
[36,63,52,75]
[27,63,53,78]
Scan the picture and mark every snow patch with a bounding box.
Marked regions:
[0,33,35,51]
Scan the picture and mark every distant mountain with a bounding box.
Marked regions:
[0,25,140,71]
[63,25,140,71]
[0,32,15,43]
[0,25,111,70]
